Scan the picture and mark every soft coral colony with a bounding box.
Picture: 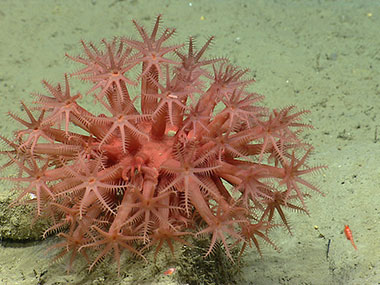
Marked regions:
[0,15,326,273]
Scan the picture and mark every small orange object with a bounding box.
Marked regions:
[344,225,357,250]
[164,267,176,275]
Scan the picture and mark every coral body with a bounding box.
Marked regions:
[0,15,325,273]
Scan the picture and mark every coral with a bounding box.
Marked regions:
[0,15,326,275]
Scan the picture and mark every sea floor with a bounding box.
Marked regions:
[0,0,379,284]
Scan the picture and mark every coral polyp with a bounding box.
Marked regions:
[0,15,325,274]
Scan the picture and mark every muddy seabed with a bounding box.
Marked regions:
[0,0,379,284]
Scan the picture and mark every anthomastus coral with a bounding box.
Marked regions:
[0,15,326,274]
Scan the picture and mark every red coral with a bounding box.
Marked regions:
[0,16,326,273]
